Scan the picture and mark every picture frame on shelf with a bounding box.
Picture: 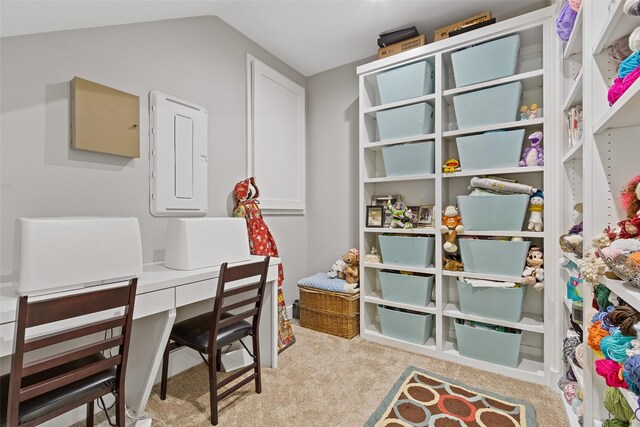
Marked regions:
[418,205,435,228]
[366,205,384,228]
[407,205,420,225]
[371,194,401,227]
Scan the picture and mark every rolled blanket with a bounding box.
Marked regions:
[470,177,538,195]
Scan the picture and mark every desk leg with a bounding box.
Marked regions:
[125,308,176,415]
[259,279,278,368]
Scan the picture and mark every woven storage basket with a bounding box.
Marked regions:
[298,286,359,339]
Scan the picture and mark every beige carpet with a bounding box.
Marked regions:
[94,324,567,426]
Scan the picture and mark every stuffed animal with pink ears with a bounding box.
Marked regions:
[519,131,544,167]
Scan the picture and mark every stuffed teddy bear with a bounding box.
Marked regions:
[443,256,464,272]
[441,206,464,253]
[341,249,360,284]
[519,131,544,167]
[521,246,544,291]
[528,191,544,232]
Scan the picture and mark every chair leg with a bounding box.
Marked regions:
[208,353,219,425]
[216,348,222,372]
[252,333,262,394]
[116,390,125,427]
[86,400,94,427]
[160,341,171,400]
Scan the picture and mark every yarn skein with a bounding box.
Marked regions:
[601,330,635,362]
[630,26,640,53]
[619,51,640,78]
[564,382,578,404]
[611,36,634,62]
[596,358,628,388]
[602,419,630,427]
[595,284,613,311]
[623,369,640,396]
[624,0,640,16]
[604,305,640,336]
[589,321,611,351]
[575,343,585,368]
[604,387,634,421]
[609,67,640,105]
[623,355,640,393]
[627,339,640,357]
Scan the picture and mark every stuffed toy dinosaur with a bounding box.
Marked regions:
[519,131,544,167]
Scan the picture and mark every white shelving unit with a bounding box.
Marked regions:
[357,7,556,386]
[558,1,640,426]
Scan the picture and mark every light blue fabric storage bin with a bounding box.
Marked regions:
[453,82,522,130]
[376,59,435,104]
[377,103,434,141]
[454,320,523,367]
[456,280,527,322]
[456,129,525,171]
[378,235,435,268]
[459,239,530,276]
[382,141,435,176]
[378,305,433,344]
[379,271,434,306]
[451,35,521,87]
[457,194,529,231]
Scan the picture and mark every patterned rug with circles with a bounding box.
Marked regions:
[365,366,537,427]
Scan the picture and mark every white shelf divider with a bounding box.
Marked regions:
[364,262,436,275]
[599,276,640,312]
[364,292,436,314]
[593,79,640,134]
[562,68,584,111]
[442,270,523,284]
[442,302,544,333]
[364,173,436,184]
[563,6,583,59]
[364,133,436,151]
[364,93,436,116]
[593,0,640,54]
[442,166,543,179]
[442,69,544,103]
[443,118,544,139]
[562,141,583,164]
[364,227,436,235]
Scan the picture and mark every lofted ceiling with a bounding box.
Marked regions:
[0,0,548,76]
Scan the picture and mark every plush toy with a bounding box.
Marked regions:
[443,158,461,173]
[341,249,360,284]
[621,176,640,218]
[327,258,346,279]
[387,200,415,229]
[522,246,544,291]
[528,191,544,232]
[519,105,529,121]
[443,256,464,272]
[528,103,539,119]
[519,131,544,167]
[441,206,464,253]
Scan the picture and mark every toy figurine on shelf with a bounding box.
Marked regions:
[528,103,539,119]
[443,255,464,271]
[528,191,544,232]
[519,105,529,121]
[442,158,461,173]
[441,205,464,253]
[386,200,414,229]
[519,131,544,167]
[364,247,382,264]
[521,246,544,291]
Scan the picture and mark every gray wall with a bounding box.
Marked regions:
[305,58,371,276]
[0,16,307,305]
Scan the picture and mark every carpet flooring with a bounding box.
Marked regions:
[94,324,567,426]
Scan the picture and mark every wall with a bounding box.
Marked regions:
[0,16,307,306]
[306,58,372,276]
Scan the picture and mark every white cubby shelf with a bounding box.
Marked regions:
[593,0,640,54]
[563,67,583,111]
[593,79,640,134]
[563,5,583,59]
[358,7,553,387]
[562,141,583,163]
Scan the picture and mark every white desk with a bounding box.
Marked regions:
[0,255,280,418]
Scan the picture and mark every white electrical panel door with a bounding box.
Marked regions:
[150,91,208,216]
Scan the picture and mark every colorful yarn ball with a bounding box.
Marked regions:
[558,371,573,391]
[604,386,634,421]
[627,339,640,357]
[608,66,640,105]
[601,330,635,363]
[610,36,634,62]
[595,284,612,311]
[589,321,611,351]
[563,335,581,365]
[564,382,578,403]
[624,0,640,16]
[619,51,640,78]
[568,0,582,11]
[596,358,628,388]
[623,369,640,395]
[631,27,640,52]
[623,355,640,393]
[556,1,578,42]
[575,343,585,368]
[603,419,630,427]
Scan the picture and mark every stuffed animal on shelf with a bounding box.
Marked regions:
[327,258,346,279]
[519,105,529,121]
[364,247,382,264]
[341,249,360,284]
[528,191,544,232]
[519,131,544,167]
[443,256,464,272]
[387,200,415,229]
[528,103,539,119]
[441,205,464,253]
[522,246,544,291]
[442,158,461,173]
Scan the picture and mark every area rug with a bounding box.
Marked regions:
[365,366,537,427]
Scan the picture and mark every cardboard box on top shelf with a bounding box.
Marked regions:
[378,34,427,59]
[434,11,492,41]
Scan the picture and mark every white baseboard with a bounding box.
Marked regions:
[286,304,293,319]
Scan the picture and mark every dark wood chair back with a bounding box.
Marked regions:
[208,257,270,354]
[7,279,137,426]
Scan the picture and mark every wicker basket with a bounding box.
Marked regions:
[598,249,640,287]
[298,286,359,339]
